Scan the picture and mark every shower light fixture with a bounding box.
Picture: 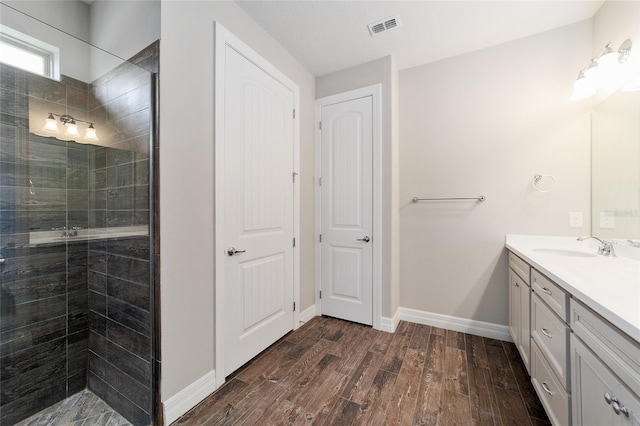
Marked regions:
[570,39,634,100]
[42,112,99,141]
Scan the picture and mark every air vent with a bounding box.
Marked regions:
[368,15,401,36]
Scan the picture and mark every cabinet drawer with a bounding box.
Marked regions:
[571,299,640,398]
[532,294,570,389]
[532,341,570,426]
[509,252,530,285]
[532,269,568,321]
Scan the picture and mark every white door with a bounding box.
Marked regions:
[320,96,373,325]
[223,45,295,375]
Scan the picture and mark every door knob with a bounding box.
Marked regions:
[227,247,246,256]
[356,236,371,243]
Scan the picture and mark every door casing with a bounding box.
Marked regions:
[315,84,382,330]
[214,22,301,389]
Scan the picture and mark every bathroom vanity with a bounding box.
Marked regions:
[506,235,640,426]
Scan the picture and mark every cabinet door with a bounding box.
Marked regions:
[509,269,521,348]
[572,334,640,425]
[519,279,531,372]
[616,382,640,426]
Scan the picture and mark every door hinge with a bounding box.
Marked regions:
[293,109,296,119]
[319,291,322,299]
[293,237,296,248]
[319,177,322,186]
[319,234,322,243]
[293,301,296,311]
[319,121,322,130]
[293,171,298,183]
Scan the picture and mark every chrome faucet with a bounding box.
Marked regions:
[577,236,616,257]
[52,226,82,238]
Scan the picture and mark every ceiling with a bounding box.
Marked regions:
[235,0,604,76]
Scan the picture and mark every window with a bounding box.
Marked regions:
[0,25,59,79]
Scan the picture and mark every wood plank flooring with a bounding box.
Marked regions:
[173,317,551,425]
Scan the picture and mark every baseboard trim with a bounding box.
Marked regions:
[398,307,512,342]
[379,308,400,333]
[163,370,217,425]
[299,304,317,324]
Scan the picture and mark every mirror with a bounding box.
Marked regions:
[0,2,153,246]
[591,89,640,240]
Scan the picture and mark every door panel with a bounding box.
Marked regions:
[321,96,373,325]
[224,45,294,375]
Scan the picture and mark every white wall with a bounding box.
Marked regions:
[0,0,91,81]
[399,21,592,326]
[315,56,400,319]
[160,0,315,402]
[89,0,160,80]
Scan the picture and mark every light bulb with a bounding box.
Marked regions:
[65,122,80,138]
[42,114,60,133]
[570,71,595,101]
[84,124,99,141]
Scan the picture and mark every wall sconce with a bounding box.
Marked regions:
[42,113,99,142]
[571,39,634,100]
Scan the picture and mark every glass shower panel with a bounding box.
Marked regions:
[0,4,155,425]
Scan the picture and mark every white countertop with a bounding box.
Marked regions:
[506,234,640,344]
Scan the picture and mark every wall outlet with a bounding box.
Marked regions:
[569,212,583,228]
[600,211,615,229]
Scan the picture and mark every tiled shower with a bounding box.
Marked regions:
[0,11,158,425]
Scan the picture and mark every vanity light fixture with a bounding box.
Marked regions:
[570,39,633,100]
[42,112,99,141]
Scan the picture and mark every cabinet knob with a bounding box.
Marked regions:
[612,399,629,417]
[604,393,612,404]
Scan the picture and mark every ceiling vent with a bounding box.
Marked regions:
[367,15,401,36]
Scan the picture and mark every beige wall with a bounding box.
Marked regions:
[160,0,315,401]
[316,56,400,318]
[399,21,592,325]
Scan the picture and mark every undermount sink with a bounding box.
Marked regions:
[531,248,598,258]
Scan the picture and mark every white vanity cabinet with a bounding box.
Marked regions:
[572,334,640,425]
[571,299,640,426]
[508,252,531,372]
[506,246,640,426]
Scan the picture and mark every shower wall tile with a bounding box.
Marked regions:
[26,73,67,104]
[0,336,66,404]
[88,373,150,426]
[0,316,66,357]
[0,373,67,425]
[0,296,67,333]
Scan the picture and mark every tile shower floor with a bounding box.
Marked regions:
[15,390,132,426]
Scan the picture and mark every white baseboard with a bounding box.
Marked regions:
[398,307,512,342]
[299,304,317,324]
[378,308,400,333]
[163,370,217,425]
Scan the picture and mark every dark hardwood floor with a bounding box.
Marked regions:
[173,316,551,425]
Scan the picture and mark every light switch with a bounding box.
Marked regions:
[569,212,583,228]
[600,211,615,229]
